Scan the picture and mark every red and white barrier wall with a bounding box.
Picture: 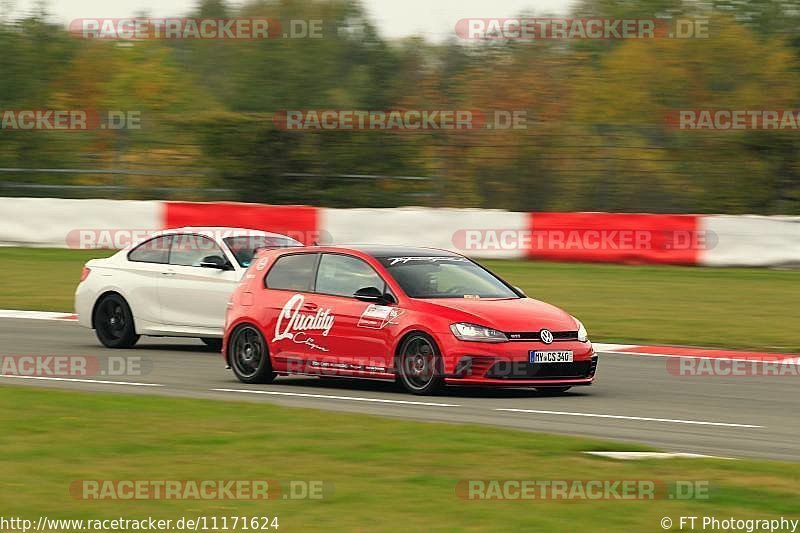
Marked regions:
[0,197,798,267]
[321,207,529,260]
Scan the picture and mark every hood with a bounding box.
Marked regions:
[419,297,578,332]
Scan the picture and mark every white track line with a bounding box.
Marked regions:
[584,451,734,460]
[212,388,460,407]
[0,375,163,387]
[0,310,77,321]
[495,408,761,428]
[601,350,800,364]
[592,343,634,352]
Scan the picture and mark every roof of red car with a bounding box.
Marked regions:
[282,244,461,258]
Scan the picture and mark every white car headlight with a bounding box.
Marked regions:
[573,316,589,342]
[450,322,508,343]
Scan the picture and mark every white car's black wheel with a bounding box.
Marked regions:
[93,294,139,348]
[397,333,443,395]
[228,325,275,384]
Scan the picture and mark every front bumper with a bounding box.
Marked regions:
[438,337,597,387]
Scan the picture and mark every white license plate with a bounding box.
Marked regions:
[530,351,574,363]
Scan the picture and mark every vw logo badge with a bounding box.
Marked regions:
[540,329,554,344]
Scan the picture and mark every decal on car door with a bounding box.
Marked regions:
[308,360,389,373]
[357,305,404,329]
[273,293,334,352]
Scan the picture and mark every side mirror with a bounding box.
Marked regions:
[354,286,391,304]
[513,285,527,297]
[200,255,230,270]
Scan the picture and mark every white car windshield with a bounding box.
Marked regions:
[224,235,302,267]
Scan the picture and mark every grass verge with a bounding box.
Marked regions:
[483,259,799,352]
[0,248,797,351]
[1,387,799,531]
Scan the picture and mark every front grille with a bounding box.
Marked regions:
[485,360,592,380]
[505,331,579,342]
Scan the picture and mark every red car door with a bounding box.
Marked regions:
[261,252,323,372]
[308,253,398,378]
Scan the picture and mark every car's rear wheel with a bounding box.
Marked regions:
[228,325,275,384]
[397,333,443,395]
[93,294,139,348]
[535,386,572,395]
[201,338,223,351]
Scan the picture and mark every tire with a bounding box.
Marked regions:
[201,338,223,351]
[535,386,572,395]
[227,325,275,384]
[397,333,444,395]
[93,294,140,349]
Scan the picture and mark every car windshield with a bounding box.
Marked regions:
[224,235,302,267]
[378,255,519,299]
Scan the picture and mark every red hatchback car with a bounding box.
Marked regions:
[222,246,597,395]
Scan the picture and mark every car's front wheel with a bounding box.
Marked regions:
[228,325,275,384]
[397,333,443,395]
[93,294,139,348]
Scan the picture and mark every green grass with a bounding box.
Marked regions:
[0,248,797,351]
[0,247,114,312]
[483,260,800,352]
[1,387,799,531]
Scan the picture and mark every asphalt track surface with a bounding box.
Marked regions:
[1,317,797,461]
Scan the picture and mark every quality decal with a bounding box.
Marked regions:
[273,294,334,351]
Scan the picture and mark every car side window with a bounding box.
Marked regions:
[316,254,384,298]
[128,235,172,264]
[169,234,228,267]
[265,253,318,292]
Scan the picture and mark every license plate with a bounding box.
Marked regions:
[530,350,574,363]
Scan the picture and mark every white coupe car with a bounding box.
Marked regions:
[75,227,302,349]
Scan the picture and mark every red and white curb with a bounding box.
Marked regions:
[594,343,799,364]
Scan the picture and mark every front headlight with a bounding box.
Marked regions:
[573,316,588,342]
[450,322,508,343]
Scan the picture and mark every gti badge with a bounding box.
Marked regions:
[540,329,554,344]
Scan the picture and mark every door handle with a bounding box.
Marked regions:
[161,271,176,276]
[302,302,318,310]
